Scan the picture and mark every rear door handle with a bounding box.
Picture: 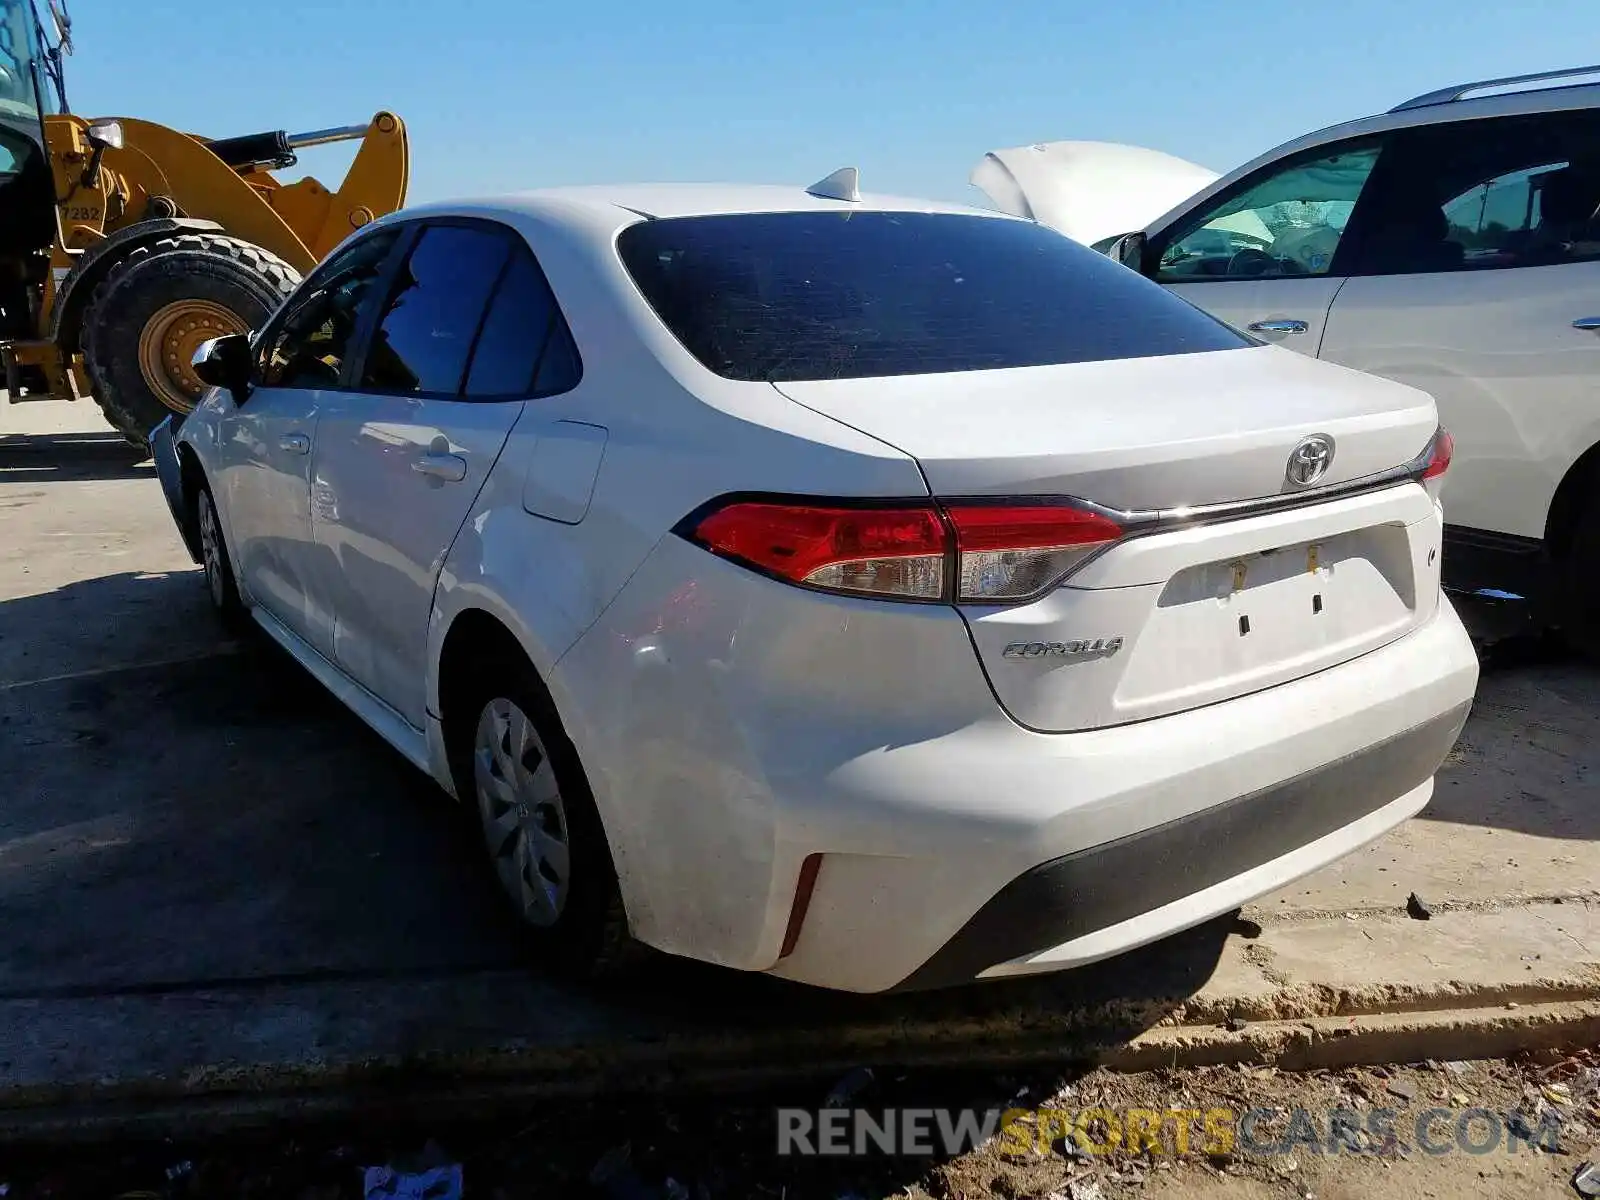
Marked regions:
[1248,319,1309,335]
[1573,317,1600,330]
[413,452,468,482]
[279,432,310,454]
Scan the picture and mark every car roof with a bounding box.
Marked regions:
[1142,76,1600,236]
[376,183,1011,235]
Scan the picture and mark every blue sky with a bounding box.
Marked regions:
[64,1,1594,207]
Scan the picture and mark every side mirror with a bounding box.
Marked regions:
[1105,231,1148,274]
[192,333,252,402]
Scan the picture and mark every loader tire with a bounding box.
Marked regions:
[82,233,300,448]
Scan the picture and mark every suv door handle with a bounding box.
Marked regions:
[279,432,310,454]
[1573,317,1600,330]
[1248,319,1309,335]
[413,452,467,482]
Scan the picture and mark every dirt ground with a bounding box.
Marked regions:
[2,1052,1595,1199]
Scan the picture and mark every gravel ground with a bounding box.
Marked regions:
[2,1052,1596,1199]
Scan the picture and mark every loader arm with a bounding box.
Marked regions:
[261,112,409,260]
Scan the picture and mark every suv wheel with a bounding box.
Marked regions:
[1556,489,1600,661]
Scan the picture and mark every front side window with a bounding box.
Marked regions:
[1156,145,1382,282]
[618,211,1248,383]
[1346,111,1600,275]
[258,228,401,390]
[360,224,511,395]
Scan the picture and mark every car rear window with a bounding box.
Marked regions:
[616,210,1250,382]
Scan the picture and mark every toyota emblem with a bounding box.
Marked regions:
[1286,434,1335,488]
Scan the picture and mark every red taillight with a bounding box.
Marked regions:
[686,498,1123,603]
[944,504,1124,601]
[1422,426,1454,480]
[690,502,948,599]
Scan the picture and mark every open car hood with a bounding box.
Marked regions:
[970,140,1220,247]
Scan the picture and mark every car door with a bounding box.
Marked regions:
[213,226,403,654]
[310,219,576,727]
[1319,109,1600,548]
[1145,141,1386,352]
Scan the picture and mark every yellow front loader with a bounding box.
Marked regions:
[0,0,408,447]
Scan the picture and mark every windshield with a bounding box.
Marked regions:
[0,0,53,119]
[617,211,1249,383]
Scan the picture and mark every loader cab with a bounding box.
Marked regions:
[0,115,58,337]
[0,0,61,337]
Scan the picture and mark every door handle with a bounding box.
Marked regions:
[1573,317,1600,330]
[1248,319,1309,335]
[413,452,467,482]
[279,432,310,454]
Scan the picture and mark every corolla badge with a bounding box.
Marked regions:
[1285,434,1335,488]
[1002,637,1124,661]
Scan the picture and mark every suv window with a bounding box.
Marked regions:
[462,247,583,398]
[618,211,1248,383]
[1347,111,1600,275]
[258,228,401,390]
[1156,145,1382,282]
[360,224,512,395]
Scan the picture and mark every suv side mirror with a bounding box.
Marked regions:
[1106,231,1148,274]
[192,333,252,402]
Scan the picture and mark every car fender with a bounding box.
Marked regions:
[150,415,201,563]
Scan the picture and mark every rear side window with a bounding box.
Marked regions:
[361,225,511,395]
[616,211,1248,382]
[463,248,583,398]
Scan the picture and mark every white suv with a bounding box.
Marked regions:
[975,65,1600,654]
[150,179,1478,992]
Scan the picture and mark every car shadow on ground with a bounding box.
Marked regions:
[0,568,1233,1064]
[0,426,151,484]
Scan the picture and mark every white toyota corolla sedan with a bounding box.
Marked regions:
[151,171,1480,993]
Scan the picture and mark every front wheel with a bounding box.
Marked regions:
[81,233,300,448]
[195,482,244,628]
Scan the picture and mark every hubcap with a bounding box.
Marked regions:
[137,300,249,414]
[473,698,571,927]
[197,491,225,608]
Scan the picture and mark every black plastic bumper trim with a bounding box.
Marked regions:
[892,700,1473,992]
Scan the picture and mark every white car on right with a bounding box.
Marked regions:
[975,65,1600,655]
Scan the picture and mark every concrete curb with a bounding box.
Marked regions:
[1,901,1594,1141]
[1107,1000,1600,1073]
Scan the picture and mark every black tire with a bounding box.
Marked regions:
[448,659,639,979]
[81,233,300,448]
[1555,489,1600,661]
[193,479,246,629]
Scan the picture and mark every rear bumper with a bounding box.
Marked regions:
[893,699,1468,991]
[556,537,1480,994]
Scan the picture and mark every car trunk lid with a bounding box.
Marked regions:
[774,349,1444,731]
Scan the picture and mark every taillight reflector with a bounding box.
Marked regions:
[1421,426,1454,480]
[686,498,1123,604]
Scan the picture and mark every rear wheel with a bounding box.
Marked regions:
[451,663,637,978]
[81,233,300,448]
[1554,489,1600,661]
